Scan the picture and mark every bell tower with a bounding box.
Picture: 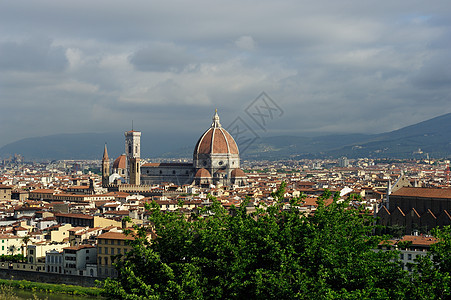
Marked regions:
[125,129,141,185]
[101,143,110,187]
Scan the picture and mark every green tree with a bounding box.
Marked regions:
[407,226,451,299]
[21,235,31,260]
[103,185,410,299]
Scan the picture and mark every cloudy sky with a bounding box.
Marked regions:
[1,0,450,149]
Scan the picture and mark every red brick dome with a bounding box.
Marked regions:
[193,111,239,155]
[113,154,126,169]
[194,168,212,178]
[231,168,246,177]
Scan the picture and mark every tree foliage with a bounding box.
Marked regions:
[103,184,451,299]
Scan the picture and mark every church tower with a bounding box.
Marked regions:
[125,130,141,185]
[101,143,110,187]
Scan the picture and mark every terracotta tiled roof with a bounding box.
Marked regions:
[96,231,134,241]
[30,189,56,194]
[231,168,246,177]
[63,244,95,251]
[113,155,126,169]
[194,126,239,155]
[55,213,94,220]
[391,187,451,199]
[398,235,438,246]
[302,197,333,207]
[195,168,212,178]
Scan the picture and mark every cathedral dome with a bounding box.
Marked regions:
[113,154,126,170]
[193,110,239,156]
[231,168,246,177]
[195,168,212,178]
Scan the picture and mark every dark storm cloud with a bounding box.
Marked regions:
[1,0,451,149]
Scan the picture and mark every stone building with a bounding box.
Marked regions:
[0,184,12,200]
[139,110,247,187]
[102,110,247,188]
[96,231,134,278]
[125,130,141,185]
[378,187,451,234]
[101,144,109,187]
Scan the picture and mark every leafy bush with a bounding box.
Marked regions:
[0,279,101,296]
[103,185,421,299]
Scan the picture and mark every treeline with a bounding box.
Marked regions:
[103,183,451,299]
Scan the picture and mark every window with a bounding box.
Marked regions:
[400,253,404,260]
[98,247,101,254]
[111,248,114,255]
[117,248,121,254]
[408,254,412,260]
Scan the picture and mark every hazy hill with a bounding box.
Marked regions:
[0,132,197,161]
[243,113,451,159]
[324,113,451,159]
[0,113,450,160]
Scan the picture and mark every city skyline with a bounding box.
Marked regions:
[1,0,451,147]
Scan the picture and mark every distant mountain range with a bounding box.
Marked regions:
[0,132,197,161]
[1,113,450,161]
[242,113,451,160]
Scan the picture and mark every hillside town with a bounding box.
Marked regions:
[0,152,450,280]
[0,112,449,282]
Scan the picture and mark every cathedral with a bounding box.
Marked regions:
[102,110,247,188]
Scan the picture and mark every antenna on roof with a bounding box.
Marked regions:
[132,120,134,131]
